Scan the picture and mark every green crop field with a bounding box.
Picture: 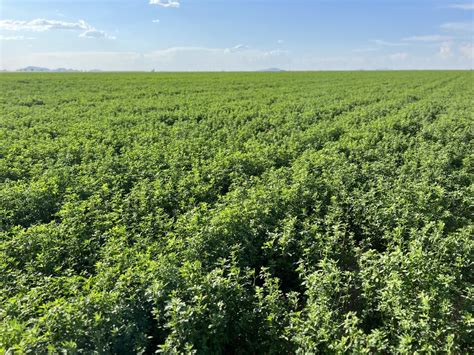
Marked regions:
[0,71,472,353]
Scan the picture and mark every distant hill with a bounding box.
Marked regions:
[17,66,51,72]
[17,66,80,72]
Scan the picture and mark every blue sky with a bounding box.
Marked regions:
[0,0,473,70]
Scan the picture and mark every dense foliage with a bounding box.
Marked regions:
[0,71,472,353]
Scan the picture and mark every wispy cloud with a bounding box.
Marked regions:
[448,3,474,10]
[372,39,406,46]
[228,44,250,52]
[441,22,473,33]
[149,0,180,8]
[80,29,115,40]
[403,35,453,42]
[0,35,35,41]
[0,19,89,31]
[0,18,114,39]
[152,19,160,23]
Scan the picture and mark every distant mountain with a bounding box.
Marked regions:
[17,66,80,72]
[257,68,286,72]
[17,66,51,72]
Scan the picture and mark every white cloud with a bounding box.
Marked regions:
[277,39,284,44]
[0,19,89,31]
[403,35,453,42]
[459,43,474,59]
[228,44,250,52]
[441,22,473,33]
[149,0,180,8]
[0,18,114,39]
[80,29,115,40]
[448,3,474,10]
[152,19,160,23]
[0,35,35,40]
[372,39,406,46]
[439,42,453,59]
